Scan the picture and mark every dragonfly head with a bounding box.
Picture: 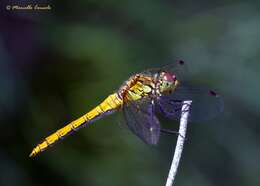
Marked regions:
[158,71,179,94]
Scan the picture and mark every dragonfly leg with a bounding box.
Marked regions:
[160,128,186,139]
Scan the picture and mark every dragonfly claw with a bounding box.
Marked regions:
[160,128,187,140]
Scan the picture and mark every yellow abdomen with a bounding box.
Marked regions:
[30,93,123,157]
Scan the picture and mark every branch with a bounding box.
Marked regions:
[165,100,192,186]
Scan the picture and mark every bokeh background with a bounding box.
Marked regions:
[1,0,260,186]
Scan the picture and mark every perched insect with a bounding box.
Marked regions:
[30,60,223,157]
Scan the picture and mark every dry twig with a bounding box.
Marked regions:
[165,100,192,186]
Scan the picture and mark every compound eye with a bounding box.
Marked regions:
[163,72,176,82]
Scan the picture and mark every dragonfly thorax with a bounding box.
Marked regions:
[118,71,179,102]
[118,74,156,102]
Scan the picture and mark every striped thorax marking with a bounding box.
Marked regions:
[119,74,156,102]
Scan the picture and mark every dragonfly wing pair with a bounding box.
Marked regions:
[157,85,224,122]
[123,85,223,145]
[123,98,160,145]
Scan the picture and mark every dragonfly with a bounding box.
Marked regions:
[30,60,223,157]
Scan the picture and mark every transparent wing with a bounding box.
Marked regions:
[156,84,224,122]
[123,98,161,145]
[140,60,188,80]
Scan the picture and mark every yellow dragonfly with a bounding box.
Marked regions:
[30,61,223,157]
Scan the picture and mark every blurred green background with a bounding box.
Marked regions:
[1,0,260,186]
